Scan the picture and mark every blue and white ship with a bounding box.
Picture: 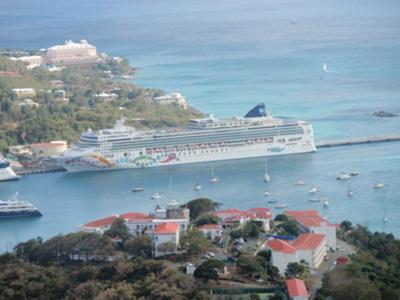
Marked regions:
[0,195,42,218]
[57,104,316,172]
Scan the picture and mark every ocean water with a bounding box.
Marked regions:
[0,0,399,250]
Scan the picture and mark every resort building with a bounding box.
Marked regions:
[44,39,100,66]
[285,210,337,250]
[214,207,272,230]
[265,233,327,274]
[152,92,188,109]
[10,55,43,69]
[12,88,36,98]
[286,278,309,300]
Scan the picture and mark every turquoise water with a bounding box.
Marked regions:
[0,0,399,250]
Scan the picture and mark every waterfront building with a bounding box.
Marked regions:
[30,141,68,157]
[198,224,223,242]
[152,92,188,109]
[265,233,327,274]
[285,210,337,250]
[56,104,316,172]
[44,39,100,66]
[10,55,43,69]
[286,278,309,300]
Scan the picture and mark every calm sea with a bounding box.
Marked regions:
[0,0,399,250]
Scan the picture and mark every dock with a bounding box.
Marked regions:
[316,134,400,148]
[14,166,66,176]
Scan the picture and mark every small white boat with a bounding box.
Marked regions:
[268,199,277,204]
[347,187,353,197]
[383,216,389,222]
[350,171,359,176]
[264,191,270,196]
[337,173,351,180]
[151,192,162,200]
[308,186,318,194]
[308,198,321,203]
[275,204,287,209]
[323,200,329,208]
[209,165,219,183]
[323,63,328,73]
[195,184,202,191]
[264,173,271,183]
[374,183,385,189]
[295,179,306,186]
[132,187,144,192]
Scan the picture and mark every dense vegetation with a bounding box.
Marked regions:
[0,54,201,152]
[315,221,400,300]
[0,221,212,299]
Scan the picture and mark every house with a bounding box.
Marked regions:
[265,233,327,274]
[198,224,223,241]
[152,92,188,109]
[285,210,336,250]
[154,222,180,257]
[286,278,309,300]
[12,88,36,98]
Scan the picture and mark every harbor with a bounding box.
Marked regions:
[0,140,399,252]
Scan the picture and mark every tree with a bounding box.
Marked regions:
[183,198,220,220]
[123,235,152,258]
[269,291,285,300]
[257,249,271,262]
[193,259,224,281]
[181,229,212,256]
[331,278,381,300]
[236,253,266,278]
[277,220,300,237]
[274,214,288,222]
[194,213,219,226]
[285,262,307,278]
[242,220,264,238]
[157,241,176,255]
[104,218,130,240]
[340,220,353,231]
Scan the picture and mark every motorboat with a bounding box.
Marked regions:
[295,179,306,186]
[151,192,162,200]
[308,186,318,194]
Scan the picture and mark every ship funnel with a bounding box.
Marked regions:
[244,103,267,118]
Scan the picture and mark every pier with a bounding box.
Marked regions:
[316,134,400,148]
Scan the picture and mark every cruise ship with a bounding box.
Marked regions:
[0,196,42,218]
[0,159,21,182]
[57,104,316,172]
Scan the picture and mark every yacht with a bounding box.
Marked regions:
[323,63,328,73]
[195,184,202,191]
[275,204,287,209]
[323,198,329,208]
[374,183,385,189]
[151,192,162,200]
[337,173,351,180]
[308,186,318,194]
[268,199,277,204]
[0,194,42,218]
[132,187,144,192]
[209,165,219,183]
[295,179,306,186]
[0,159,21,182]
[264,191,270,196]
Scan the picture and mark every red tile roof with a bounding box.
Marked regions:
[266,239,296,254]
[120,212,151,221]
[291,233,325,250]
[155,222,179,234]
[285,210,335,228]
[199,224,222,230]
[286,278,309,298]
[82,215,117,228]
[285,210,320,218]
[248,207,271,213]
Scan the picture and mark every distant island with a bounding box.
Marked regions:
[0,40,202,153]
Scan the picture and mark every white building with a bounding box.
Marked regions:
[18,98,39,108]
[12,88,36,98]
[285,210,337,250]
[10,55,43,69]
[265,233,327,274]
[154,222,180,257]
[286,278,309,300]
[152,92,188,109]
[198,224,223,241]
[214,207,272,230]
[45,39,100,66]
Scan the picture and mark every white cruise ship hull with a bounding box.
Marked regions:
[57,136,316,172]
[0,166,21,182]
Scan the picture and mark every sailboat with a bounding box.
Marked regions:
[347,186,353,197]
[323,198,329,208]
[151,192,162,200]
[132,174,144,192]
[264,191,270,196]
[373,182,385,189]
[308,186,318,194]
[323,63,328,73]
[195,176,202,191]
[383,214,389,222]
[209,165,219,183]
[263,157,271,182]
